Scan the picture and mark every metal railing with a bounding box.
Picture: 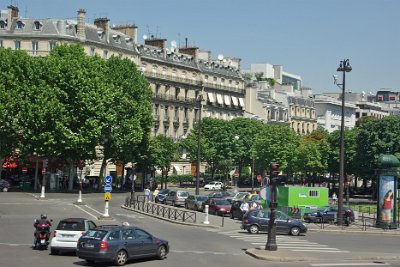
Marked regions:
[124,196,197,223]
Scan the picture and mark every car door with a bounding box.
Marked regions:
[275,211,290,234]
[121,228,141,256]
[134,228,157,257]
[257,210,270,231]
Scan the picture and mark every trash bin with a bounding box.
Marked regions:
[20,181,31,191]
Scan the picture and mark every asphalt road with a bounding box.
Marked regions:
[1,191,400,267]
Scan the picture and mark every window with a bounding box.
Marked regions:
[0,20,6,29]
[103,50,108,59]
[49,41,56,51]
[88,221,96,230]
[134,229,151,239]
[33,21,42,30]
[32,41,38,55]
[107,231,120,241]
[152,65,158,73]
[14,40,21,50]
[89,47,95,56]
[16,21,25,29]
[309,190,319,198]
[122,229,136,240]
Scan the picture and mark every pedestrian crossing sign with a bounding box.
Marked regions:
[104,192,112,201]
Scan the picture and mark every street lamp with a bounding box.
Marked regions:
[195,93,203,195]
[335,59,352,226]
[265,162,279,251]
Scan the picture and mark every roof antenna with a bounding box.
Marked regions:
[185,37,188,48]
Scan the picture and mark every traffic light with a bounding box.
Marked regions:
[270,162,280,181]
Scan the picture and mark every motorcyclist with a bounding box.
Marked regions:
[33,213,52,247]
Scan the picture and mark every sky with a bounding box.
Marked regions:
[5,0,400,94]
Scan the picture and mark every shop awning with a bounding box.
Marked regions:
[231,96,239,106]
[239,97,245,107]
[207,92,215,103]
[224,95,231,106]
[216,94,223,105]
[173,165,181,173]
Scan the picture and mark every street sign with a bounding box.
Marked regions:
[104,184,112,193]
[104,192,112,201]
[104,175,112,185]
[22,167,28,174]
[234,171,239,178]
[257,175,262,182]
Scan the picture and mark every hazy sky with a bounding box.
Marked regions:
[7,0,400,94]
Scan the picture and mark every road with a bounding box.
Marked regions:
[0,191,399,267]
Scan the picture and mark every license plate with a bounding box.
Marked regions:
[84,243,94,248]
[62,234,74,237]
[40,239,45,244]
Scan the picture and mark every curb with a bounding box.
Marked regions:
[121,205,220,229]
[245,248,314,262]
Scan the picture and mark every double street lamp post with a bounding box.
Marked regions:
[195,94,203,195]
[335,59,352,226]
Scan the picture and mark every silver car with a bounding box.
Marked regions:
[165,190,189,207]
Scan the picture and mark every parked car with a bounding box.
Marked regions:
[204,181,223,191]
[232,192,250,201]
[50,218,97,255]
[0,179,10,192]
[208,191,234,201]
[155,189,171,204]
[202,198,232,216]
[76,224,169,266]
[303,206,355,223]
[165,190,189,207]
[242,209,307,236]
[230,200,246,220]
[185,195,209,211]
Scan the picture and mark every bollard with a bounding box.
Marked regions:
[203,205,210,224]
[103,200,110,217]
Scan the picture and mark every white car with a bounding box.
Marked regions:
[204,181,223,191]
[50,218,96,255]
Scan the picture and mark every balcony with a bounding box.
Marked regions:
[153,93,196,105]
[144,71,202,86]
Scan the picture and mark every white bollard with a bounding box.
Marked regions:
[203,205,210,224]
[103,200,110,217]
[40,185,46,199]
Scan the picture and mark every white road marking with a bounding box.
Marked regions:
[311,263,390,266]
[0,243,32,246]
[292,249,349,253]
[84,204,103,215]
[73,204,98,220]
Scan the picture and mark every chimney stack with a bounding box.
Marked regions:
[7,5,19,30]
[77,9,86,41]
[144,37,166,49]
[179,47,199,59]
[94,18,110,43]
[112,24,138,44]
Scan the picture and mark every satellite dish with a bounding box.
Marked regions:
[143,34,148,40]
[217,54,224,61]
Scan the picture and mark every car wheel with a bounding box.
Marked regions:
[290,226,300,236]
[115,249,128,266]
[85,259,95,264]
[172,201,176,207]
[50,248,59,255]
[248,224,259,234]
[230,212,234,219]
[157,245,167,260]
[2,187,8,192]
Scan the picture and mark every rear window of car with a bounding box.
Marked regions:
[178,192,188,197]
[197,196,208,201]
[215,199,230,205]
[57,220,85,231]
[83,230,107,240]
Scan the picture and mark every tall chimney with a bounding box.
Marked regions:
[77,9,86,41]
[94,18,110,43]
[7,5,19,30]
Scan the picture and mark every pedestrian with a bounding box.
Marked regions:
[240,199,249,213]
[332,192,337,205]
[145,187,150,203]
[153,186,159,202]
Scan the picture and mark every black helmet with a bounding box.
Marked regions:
[40,213,47,220]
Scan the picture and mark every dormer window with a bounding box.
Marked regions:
[125,37,133,45]
[33,21,42,30]
[0,20,6,29]
[113,34,121,43]
[97,30,105,40]
[16,21,25,29]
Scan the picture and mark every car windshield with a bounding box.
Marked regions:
[159,189,170,194]
[317,206,330,212]
[235,193,247,198]
[57,220,85,231]
[178,192,189,197]
[82,230,107,240]
[215,199,230,205]
[196,196,208,201]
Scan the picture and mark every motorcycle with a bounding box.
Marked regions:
[34,219,52,250]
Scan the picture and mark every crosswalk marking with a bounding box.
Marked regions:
[207,228,347,253]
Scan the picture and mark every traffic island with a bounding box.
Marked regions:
[245,247,314,262]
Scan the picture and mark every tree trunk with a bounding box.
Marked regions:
[68,162,75,191]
